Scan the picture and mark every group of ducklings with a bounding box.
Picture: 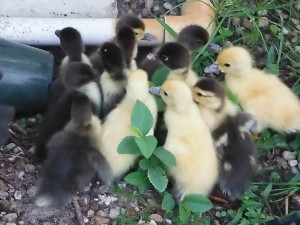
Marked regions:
[33,14,300,207]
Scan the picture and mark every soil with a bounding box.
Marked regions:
[1,1,300,225]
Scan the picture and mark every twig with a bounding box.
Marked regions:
[209,195,229,204]
[72,197,86,225]
[285,196,289,215]
[260,192,274,216]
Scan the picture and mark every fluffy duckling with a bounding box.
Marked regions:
[0,104,14,145]
[160,80,218,202]
[35,94,112,207]
[193,78,258,199]
[98,42,127,120]
[157,42,199,88]
[116,14,145,41]
[55,27,91,72]
[207,46,300,133]
[100,69,157,182]
[177,25,209,52]
[35,63,99,163]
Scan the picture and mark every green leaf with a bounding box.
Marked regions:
[147,166,168,192]
[117,136,141,155]
[130,126,142,136]
[124,171,146,185]
[139,158,150,170]
[289,173,300,182]
[292,85,300,96]
[138,180,151,194]
[135,136,157,159]
[289,135,300,149]
[265,63,279,75]
[270,24,279,34]
[154,147,176,167]
[181,194,213,213]
[266,46,275,65]
[179,204,189,223]
[131,100,154,136]
[162,192,176,211]
[262,183,272,198]
[152,14,177,38]
[151,66,170,86]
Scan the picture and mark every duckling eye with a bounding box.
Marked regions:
[135,32,139,36]
[163,91,168,96]
[197,92,203,97]
[224,63,231,67]
[161,55,169,61]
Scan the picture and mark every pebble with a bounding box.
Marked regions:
[291,18,299,25]
[18,221,25,225]
[149,214,163,222]
[0,221,5,225]
[25,164,35,174]
[90,201,100,211]
[3,213,17,222]
[108,208,119,219]
[42,222,51,225]
[87,210,95,217]
[291,167,299,174]
[232,18,241,26]
[83,217,89,223]
[26,186,36,198]
[90,216,110,225]
[282,151,296,161]
[14,191,22,200]
[288,160,298,167]
[282,27,289,35]
[165,219,172,225]
[291,37,298,43]
[258,17,269,28]
[6,143,16,151]
[145,0,154,9]
[163,2,173,10]
[295,46,300,53]
[138,220,157,225]
[0,180,8,192]
[276,157,288,169]
[97,210,108,218]
[258,10,267,16]
[17,171,25,179]
[6,223,17,225]
[295,3,300,11]
[242,19,252,29]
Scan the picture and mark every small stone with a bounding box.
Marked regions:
[0,180,8,192]
[276,157,288,169]
[282,27,289,35]
[282,151,296,160]
[258,10,267,16]
[87,210,95,217]
[84,186,90,192]
[165,219,172,225]
[108,208,119,219]
[145,0,154,9]
[232,18,241,26]
[242,19,252,29]
[288,160,298,167]
[3,213,17,222]
[25,164,35,174]
[6,223,17,225]
[18,221,25,225]
[163,2,173,10]
[153,5,159,12]
[127,209,137,217]
[26,186,36,198]
[97,210,108,218]
[295,3,300,11]
[291,167,299,174]
[83,217,89,223]
[149,214,163,222]
[291,18,299,25]
[6,143,16,151]
[292,37,298,43]
[14,191,22,200]
[42,222,51,225]
[0,221,5,225]
[90,216,110,225]
[258,17,268,28]
[90,201,100,211]
[295,46,300,53]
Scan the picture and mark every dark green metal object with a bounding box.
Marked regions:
[0,38,53,112]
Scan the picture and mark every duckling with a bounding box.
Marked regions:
[35,63,99,163]
[206,46,300,133]
[177,25,209,52]
[0,104,14,145]
[157,42,199,88]
[100,69,157,182]
[116,14,145,41]
[193,78,258,199]
[35,94,112,207]
[98,42,127,120]
[48,62,101,112]
[55,27,91,72]
[160,79,218,202]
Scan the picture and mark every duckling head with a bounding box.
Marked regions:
[61,62,96,90]
[193,78,225,111]
[55,27,84,60]
[157,43,190,70]
[116,14,145,40]
[177,25,209,51]
[216,46,253,76]
[99,42,125,81]
[160,80,193,111]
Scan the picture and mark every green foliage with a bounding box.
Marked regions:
[131,100,154,136]
[117,136,141,155]
[148,166,168,192]
[181,194,213,213]
[153,147,176,167]
[152,14,177,38]
[151,66,170,86]
[162,192,176,211]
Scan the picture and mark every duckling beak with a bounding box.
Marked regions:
[149,86,161,96]
[204,63,221,74]
[54,30,61,38]
[141,33,156,41]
